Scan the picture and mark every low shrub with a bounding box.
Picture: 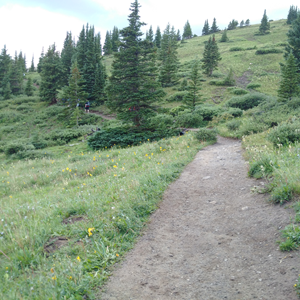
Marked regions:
[226,108,243,117]
[16,104,34,112]
[194,128,217,143]
[247,83,261,90]
[194,106,222,121]
[148,114,174,129]
[248,157,275,178]
[267,122,300,147]
[231,88,248,95]
[4,142,34,156]
[0,111,24,123]
[45,128,85,144]
[269,184,293,204]
[169,106,185,116]
[245,46,257,50]
[166,91,188,102]
[43,106,66,117]
[176,111,204,128]
[255,48,283,55]
[229,47,244,51]
[226,93,267,110]
[88,127,180,149]
[226,119,241,131]
[239,120,267,135]
[287,97,300,109]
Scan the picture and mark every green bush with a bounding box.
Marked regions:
[229,47,244,51]
[16,104,34,112]
[245,46,257,50]
[287,98,300,109]
[194,128,217,143]
[226,119,241,131]
[45,128,85,144]
[226,93,267,110]
[14,96,39,104]
[226,108,243,117]
[267,122,300,146]
[247,83,261,90]
[169,106,185,116]
[43,106,66,117]
[176,111,204,128]
[231,88,248,95]
[269,184,293,205]
[0,111,24,123]
[4,142,35,156]
[88,127,180,149]
[166,91,188,102]
[148,114,174,129]
[248,157,274,178]
[239,120,267,136]
[194,106,222,121]
[255,48,283,55]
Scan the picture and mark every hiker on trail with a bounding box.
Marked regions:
[85,101,90,113]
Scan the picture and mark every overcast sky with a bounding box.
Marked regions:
[0,0,292,66]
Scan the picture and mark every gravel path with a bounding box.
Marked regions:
[100,136,299,300]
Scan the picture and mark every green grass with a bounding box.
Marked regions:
[0,132,210,299]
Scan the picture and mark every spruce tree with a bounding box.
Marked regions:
[183,60,202,110]
[111,26,120,52]
[245,19,250,26]
[92,59,107,104]
[10,52,23,95]
[287,5,298,25]
[240,20,245,27]
[103,31,112,55]
[76,26,87,71]
[220,29,229,42]
[284,13,300,72]
[159,24,180,86]
[2,75,11,100]
[202,20,210,35]
[0,45,11,86]
[227,19,238,30]
[148,26,154,42]
[39,44,63,103]
[210,18,219,33]
[278,52,300,100]
[61,31,75,86]
[183,20,193,39]
[37,47,45,73]
[106,0,165,126]
[29,55,35,72]
[202,35,221,76]
[25,77,34,96]
[155,26,162,48]
[177,29,181,41]
[259,10,270,34]
[18,51,26,73]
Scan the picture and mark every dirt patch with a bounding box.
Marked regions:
[44,237,69,254]
[62,215,85,224]
[236,71,252,88]
[89,110,116,120]
[100,136,299,300]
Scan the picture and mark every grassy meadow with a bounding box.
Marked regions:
[1,17,300,298]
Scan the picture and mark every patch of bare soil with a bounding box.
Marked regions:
[62,215,85,224]
[44,237,69,254]
[89,110,116,120]
[236,71,252,88]
[100,136,299,300]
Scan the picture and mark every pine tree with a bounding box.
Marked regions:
[202,35,222,76]
[220,29,229,42]
[278,52,300,100]
[2,74,11,100]
[29,55,35,72]
[39,44,63,103]
[155,26,162,48]
[76,26,87,71]
[37,47,45,73]
[227,19,238,30]
[148,25,154,42]
[92,59,107,104]
[159,24,180,86]
[284,13,300,72]
[177,29,181,41]
[10,52,23,95]
[61,31,75,86]
[240,20,245,27]
[210,18,219,33]
[25,77,34,96]
[245,19,250,26]
[259,10,270,34]
[0,45,11,86]
[287,5,298,25]
[17,51,26,73]
[182,20,193,39]
[183,60,202,109]
[106,0,165,126]
[103,31,112,55]
[111,26,120,52]
[202,20,210,35]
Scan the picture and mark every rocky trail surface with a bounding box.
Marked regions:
[100,137,299,300]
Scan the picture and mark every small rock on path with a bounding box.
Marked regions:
[100,136,299,300]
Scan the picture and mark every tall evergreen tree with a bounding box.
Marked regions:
[159,24,180,86]
[259,10,270,34]
[39,44,62,103]
[10,52,23,95]
[61,31,75,86]
[25,77,34,96]
[278,52,300,100]
[103,31,113,55]
[182,20,193,39]
[76,26,87,71]
[29,55,35,72]
[240,20,245,27]
[287,5,298,25]
[202,35,222,76]
[202,20,210,35]
[154,26,162,48]
[92,59,107,104]
[17,51,26,73]
[111,26,120,52]
[177,29,181,41]
[284,13,300,72]
[2,75,11,100]
[183,60,202,110]
[210,18,219,33]
[95,32,102,57]
[106,0,165,126]
[245,19,250,26]
[37,47,45,73]
[227,19,238,30]
[0,45,11,86]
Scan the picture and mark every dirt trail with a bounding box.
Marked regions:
[100,137,299,300]
[89,110,115,120]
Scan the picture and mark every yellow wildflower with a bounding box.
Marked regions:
[69,276,72,279]
[88,227,95,236]
[113,165,117,168]
[76,256,81,262]
[50,268,54,273]
[114,174,117,177]
[52,276,57,280]
[62,169,65,172]
[9,195,12,198]
[66,168,69,170]
[116,253,119,257]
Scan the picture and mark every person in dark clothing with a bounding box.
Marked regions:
[85,101,90,113]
